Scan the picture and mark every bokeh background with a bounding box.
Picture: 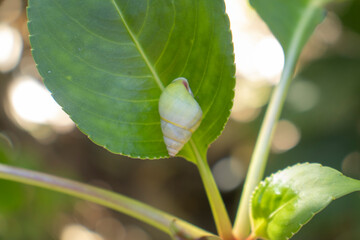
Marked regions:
[0,0,359,239]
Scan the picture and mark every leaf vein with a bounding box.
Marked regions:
[37,18,151,79]
[198,55,225,140]
[154,0,176,67]
[59,93,160,126]
[178,1,198,77]
[135,0,150,37]
[52,0,134,47]
[194,8,215,97]
[111,0,165,91]
[39,47,160,104]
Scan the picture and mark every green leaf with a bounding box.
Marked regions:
[250,0,333,58]
[27,0,235,160]
[250,163,360,240]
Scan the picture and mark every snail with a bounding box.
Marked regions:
[159,77,202,156]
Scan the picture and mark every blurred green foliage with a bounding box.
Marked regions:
[0,139,73,240]
[341,0,360,34]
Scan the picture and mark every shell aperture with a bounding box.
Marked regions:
[159,77,202,156]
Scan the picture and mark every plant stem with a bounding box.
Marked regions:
[232,54,295,240]
[233,6,318,239]
[189,139,235,240]
[0,163,212,239]
[245,233,256,240]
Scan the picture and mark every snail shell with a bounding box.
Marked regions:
[159,77,202,156]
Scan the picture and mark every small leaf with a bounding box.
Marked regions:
[250,163,360,240]
[250,0,333,57]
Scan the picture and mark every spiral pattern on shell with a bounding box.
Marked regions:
[159,77,202,156]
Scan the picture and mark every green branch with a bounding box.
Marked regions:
[233,6,319,239]
[0,163,211,239]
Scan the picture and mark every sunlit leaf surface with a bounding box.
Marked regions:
[250,163,360,240]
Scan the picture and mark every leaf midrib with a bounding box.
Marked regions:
[111,0,165,91]
[111,0,211,159]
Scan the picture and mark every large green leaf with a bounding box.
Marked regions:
[250,163,360,240]
[250,0,335,58]
[27,0,235,160]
